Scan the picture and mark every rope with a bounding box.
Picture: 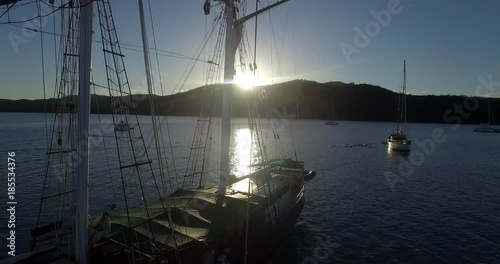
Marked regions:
[243,1,260,260]
[0,0,93,24]
[91,77,119,205]
[146,0,177,193]
[0,1,16,20]
[33,4,79,251]
[139,0,182,261]
[37,0,49,151]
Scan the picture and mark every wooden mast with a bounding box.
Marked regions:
[75,0,93,262]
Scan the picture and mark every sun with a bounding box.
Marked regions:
[233,71,259,90]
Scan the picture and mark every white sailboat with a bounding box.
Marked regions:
[473,99,500,133]
[325,103,339,125]
[14,1,315,263]
[387,60,411,151]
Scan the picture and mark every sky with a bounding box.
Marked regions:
[1,0,500,99]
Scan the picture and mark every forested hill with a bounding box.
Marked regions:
[1,80,497,124]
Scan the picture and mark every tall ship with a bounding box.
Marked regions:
[5,0,316,263]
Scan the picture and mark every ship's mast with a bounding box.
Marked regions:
[218,0,289,195]
[219,0,236,195]
[75,0,93,263]
[488,99,491,124]
[402,60,406,134]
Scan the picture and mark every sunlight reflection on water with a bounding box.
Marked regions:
[231,127,260,178]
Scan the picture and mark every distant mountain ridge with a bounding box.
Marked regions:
[0,79,497,124]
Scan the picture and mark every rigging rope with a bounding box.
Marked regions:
[0,0,93,24]
[138,0,182,261]
[146,0,179,193]
[91,77,119,206]
[0,1,16,19]
[33,3,79,252]
[3,21,213,67]
[37,0,49,151]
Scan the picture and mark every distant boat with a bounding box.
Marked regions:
[473,124,499,133]
[473,99,500,133]
[296,95,300,119]
[114,120,134,131]
[325,120,338,125]
[325,103,339,125]
[387,61,411,151]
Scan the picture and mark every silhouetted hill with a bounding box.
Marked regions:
[1,80,498,124]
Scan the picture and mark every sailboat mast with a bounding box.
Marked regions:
[332,103,335,120]
[488,99,491,124]
[219,0,237,195]
[296,96,300,119]
[75,0,93,263]
[403,60,406,134]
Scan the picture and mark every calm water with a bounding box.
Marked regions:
[0,112,499,263]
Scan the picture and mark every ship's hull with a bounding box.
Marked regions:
[24,169,308,264]
[387,131,411,152]
[388,139,411,152]
[94,169,307,264]
[232,186,305,264]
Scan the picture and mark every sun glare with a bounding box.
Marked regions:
[233,72,259,90]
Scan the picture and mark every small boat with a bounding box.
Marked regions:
[325,103,339,125]
[114,120,134,131]
[325,120,339,125]
[473,123,500,133]
[387,60,411,152]
[473,100,500,133]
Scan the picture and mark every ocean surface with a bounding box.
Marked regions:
[0,112,499,263]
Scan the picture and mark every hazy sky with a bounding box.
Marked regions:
[1,0,500,99]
